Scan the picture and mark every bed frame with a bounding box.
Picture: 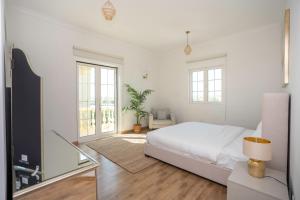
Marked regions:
[144,93,290,186]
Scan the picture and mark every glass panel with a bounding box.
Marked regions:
[79,66,88,83]
[80,120,88,137]
[208,92,215,102]
[192,82,198,92]
[208,80,215,91]
[78,65,96,137]
[89,84,95,101]
[88,67,95,83]
[208,69,215,80]
[101,85,107,98]
[108,70,114,84]
[101,68,117,133]
[198,92,204,101]
[191,70,204,102]
[215,69,222,79]
[197,81,204,92]
[192,72,198,81]
[215,91,222,102]
[192,92,197,102]
[108,85,114,98]
[80,83,88,101]
[87,119,95,135]
[197,71,204,81]
[88,102,95,118]
[101,68,108,84]
[79,102,88,119]
[101,106,115,132]
[215,80,222,91]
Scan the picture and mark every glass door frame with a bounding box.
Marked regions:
[76,61,119,143]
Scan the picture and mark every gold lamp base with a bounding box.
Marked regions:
[248,159,265,178]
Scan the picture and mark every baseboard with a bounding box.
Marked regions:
[73,127,149,144]
[72,141,79,146]
[72,176,96,181]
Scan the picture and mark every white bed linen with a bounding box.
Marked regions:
[146,122,245,162]
[216,129,261,169]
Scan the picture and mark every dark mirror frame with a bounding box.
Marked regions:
[5,81,13,199]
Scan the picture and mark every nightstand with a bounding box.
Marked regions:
[227,162,289,200]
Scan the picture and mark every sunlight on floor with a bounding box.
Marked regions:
[113,133,147,144]
[122,138,145,144]
[113,134,147,138]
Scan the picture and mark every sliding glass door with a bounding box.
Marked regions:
[77,62,117,142]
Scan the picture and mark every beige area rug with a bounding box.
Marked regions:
[86,134,159,173]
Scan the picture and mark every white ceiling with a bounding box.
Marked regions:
[8,0,285,51]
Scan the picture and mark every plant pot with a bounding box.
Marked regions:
[133,124,142,133]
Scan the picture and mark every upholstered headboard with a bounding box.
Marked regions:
[262,93,290,172]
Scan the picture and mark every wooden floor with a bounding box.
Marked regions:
[16,176,96,200]
[78,135,227,200]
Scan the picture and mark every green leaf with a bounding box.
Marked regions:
[122,84,154,125]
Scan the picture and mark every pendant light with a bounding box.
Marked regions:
[184,31,192,55]
[102,0,116,21]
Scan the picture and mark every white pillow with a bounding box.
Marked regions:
[256,121,262,137]
[157,110,168,120]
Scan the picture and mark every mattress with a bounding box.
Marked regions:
[146,122,246,163]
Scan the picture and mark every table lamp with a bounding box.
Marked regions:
[243,137,272,178]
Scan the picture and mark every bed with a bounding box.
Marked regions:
[144,93,289,186]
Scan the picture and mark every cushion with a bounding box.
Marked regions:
[152,119,173,125]
[157,110,168,120]
[151,109,157,119]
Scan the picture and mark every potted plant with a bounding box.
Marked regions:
[123,84,153,133]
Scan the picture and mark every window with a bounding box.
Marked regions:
[189,58,225,103]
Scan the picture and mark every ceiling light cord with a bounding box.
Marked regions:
[186,31,190,45]
[184,31,192,55]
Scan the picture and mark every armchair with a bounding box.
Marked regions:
[149,108,176,129]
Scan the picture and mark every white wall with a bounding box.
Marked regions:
[0,0,6,199]
[157,24,283,129]
[285,0,300,199]
[6,6,160,142]
[6,4,285,148]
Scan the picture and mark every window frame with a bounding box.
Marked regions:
[188,57,226,104]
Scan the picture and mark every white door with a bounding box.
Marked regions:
[77,62,118,142]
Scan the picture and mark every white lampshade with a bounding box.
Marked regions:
[243,137,272,161]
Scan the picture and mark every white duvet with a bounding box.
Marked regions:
[146,122,245,162]
[217,129,260,169]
